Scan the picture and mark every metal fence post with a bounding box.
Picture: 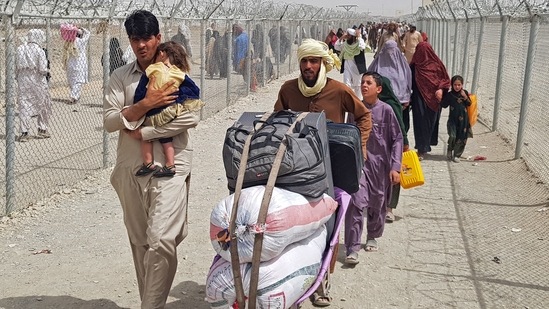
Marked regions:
[492,15,509,132]
[461,16,471,81]
[471,16,485,94]
[226,20,233,107]
[87,19,92,81]
[288,20,295,75]
[261,20,267,86]
[46,18,51,59]
[452,20,459,75]
[199,19,205,120]
[4,17,16,215]
[277,19,282,78]
[439,20,444,59]
[102,20,110,168]
[245,20,252,95]
[515,14,540,159]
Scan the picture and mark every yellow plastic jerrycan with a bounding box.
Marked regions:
[400,150,425,189]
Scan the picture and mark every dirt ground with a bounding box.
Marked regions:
[1,66,549,309]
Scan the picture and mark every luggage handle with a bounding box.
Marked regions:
[228,112,272,308]
[252,110,297,131]
[247,112,308,309]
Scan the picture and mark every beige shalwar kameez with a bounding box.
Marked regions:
[103,61,199,309]
[403,31,423,63]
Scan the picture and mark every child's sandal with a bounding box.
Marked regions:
[135,162,158,176]
[153,165,176,178]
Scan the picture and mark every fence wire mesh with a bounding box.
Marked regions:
[0,1,367,215]
[413,1,549,307]
[414,0,549,187]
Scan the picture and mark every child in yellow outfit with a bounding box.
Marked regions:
[133,41,204,177]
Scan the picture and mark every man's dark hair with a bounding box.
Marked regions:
[124,10,159,39]
[363,71,383,87]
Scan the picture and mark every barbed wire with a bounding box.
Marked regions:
[0,0,371,21]
[416,0,549,20]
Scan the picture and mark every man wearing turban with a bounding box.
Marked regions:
[274,38,371,157]
[274,39,372,306]
[334,28,368,100]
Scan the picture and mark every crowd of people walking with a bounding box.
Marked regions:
[11,12,476,308]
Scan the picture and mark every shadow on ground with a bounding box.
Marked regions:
[167,280,209,309]
[0,295,128,309]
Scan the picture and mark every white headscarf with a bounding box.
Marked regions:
[178,24,191,39]
[17,29,46,70]
[297,39,341,97]
[27,29,46,46]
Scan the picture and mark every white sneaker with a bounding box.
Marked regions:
[453,157,461,163]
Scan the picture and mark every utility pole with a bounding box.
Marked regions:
[336,4,358,12]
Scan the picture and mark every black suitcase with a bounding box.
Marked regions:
[223,111,334,198]
[327,122,363,194]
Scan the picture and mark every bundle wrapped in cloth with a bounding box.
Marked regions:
[210,185,337,263]
[205,225,327,309]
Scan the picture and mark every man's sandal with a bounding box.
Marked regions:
[153,165,176,178]
[344,251,359,265]
[312,292,332,307]
[386,211,395,223]
[135,162,158,176]
[365,239,378,252]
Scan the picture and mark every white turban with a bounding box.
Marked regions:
[27,29,45,45]
[297,38,340,72]
[297,39,342,97]
[346,28,356,36]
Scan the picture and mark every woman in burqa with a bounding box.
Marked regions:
[368,40,412,107]
[251,24,264,59]
[409,41,450,159]
[107,37,125,75]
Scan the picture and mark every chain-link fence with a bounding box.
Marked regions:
[0,0,368,215]
[413,0,549,186]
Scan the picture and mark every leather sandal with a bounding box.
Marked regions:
[135,162,158,176]
[153,165,176,178]
[312,292,332,307]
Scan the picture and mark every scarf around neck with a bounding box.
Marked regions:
[341,40,361,60]
[298,62,327,97]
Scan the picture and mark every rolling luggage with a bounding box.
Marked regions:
[327,122,363,194]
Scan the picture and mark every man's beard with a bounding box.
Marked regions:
[301,70,317,87]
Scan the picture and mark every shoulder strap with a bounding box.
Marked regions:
[229,112,272,309]
[247,112,308,309]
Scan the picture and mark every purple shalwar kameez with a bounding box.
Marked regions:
[345,99,403,255]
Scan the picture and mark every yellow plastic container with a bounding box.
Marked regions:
[400,150,425,189]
